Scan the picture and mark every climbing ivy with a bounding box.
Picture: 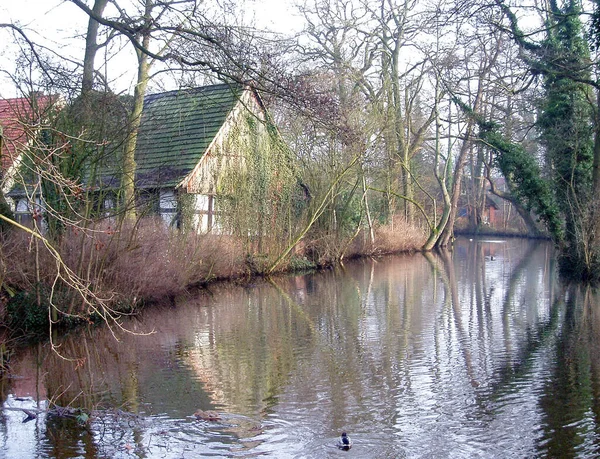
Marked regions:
[536,0,596,277]
[215,111,300,258]
[479,125,563,241]
[13,91,130,240]
[450,92,561,240]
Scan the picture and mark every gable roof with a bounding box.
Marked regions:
[135,82,246,189]
[0,95,55,173]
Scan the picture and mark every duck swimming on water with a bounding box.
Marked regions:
[337,432,352,451]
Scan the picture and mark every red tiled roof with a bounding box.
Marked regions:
[0,95,55,172]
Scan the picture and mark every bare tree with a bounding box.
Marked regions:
[81,0,110,95]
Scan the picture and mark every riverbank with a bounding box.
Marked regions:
[0,217,426,366]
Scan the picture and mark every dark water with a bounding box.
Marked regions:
[2,237,600,458]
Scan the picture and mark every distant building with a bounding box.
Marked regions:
[0,94,58,226]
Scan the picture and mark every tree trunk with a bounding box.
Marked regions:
[591,91,600,251]
[422,85,452,251]
[437,121,473,247]
[362,173,375,245]
[438,75,487,248]
[82,0,109,94]
[121,0,152,220]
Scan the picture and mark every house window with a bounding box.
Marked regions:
[136,190,219,233]
[190,194,216,233]
[103,196,114,213]
[14,198,32,226]
[137,188,163,219]
[14,197,45,231]
[159,190,178,227]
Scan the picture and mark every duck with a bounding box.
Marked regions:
[194,409,221,422]
[337,432,352,451]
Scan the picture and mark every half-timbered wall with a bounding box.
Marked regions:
[177,90,268,233]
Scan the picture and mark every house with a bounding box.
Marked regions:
[131,82,278,232]
[483,195,499,226]
[456,190,500,229]
[0,94,57,225]
[2,83,288,233]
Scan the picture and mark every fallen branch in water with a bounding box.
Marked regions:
[3,405,98,425]
[3,406,43,422]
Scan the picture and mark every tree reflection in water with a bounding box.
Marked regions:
[1,237,600,458]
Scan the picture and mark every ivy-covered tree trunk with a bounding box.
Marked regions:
[495,0,600,280]
[537,0,596,278]
[590,0,600,203]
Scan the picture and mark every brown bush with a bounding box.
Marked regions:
[104,219,250,301]
[1,218,252,315]
[371,219,427,254]
[302,218,425,265]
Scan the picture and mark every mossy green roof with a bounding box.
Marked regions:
[135,83,242,189]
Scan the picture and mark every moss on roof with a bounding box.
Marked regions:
[135,82,242,189]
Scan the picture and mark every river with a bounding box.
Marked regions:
[1,237,600,458]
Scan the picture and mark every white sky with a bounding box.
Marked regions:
[0,0,302,98]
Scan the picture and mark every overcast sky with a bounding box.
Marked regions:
[0,0,301,98]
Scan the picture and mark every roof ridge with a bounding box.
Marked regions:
[145,82,243,102]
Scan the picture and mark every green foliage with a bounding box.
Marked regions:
[13,91,130,240]
[287,255,317,272]
[178,192,196,231]
[589,0,600,51]
[0,341,13,374]
[480,126,563,240]
[537,75,593,205]
[5,284,104,339]
[216,112,300,254]
[536,0,596,268]
[454,95,563,239]
[75,410,90,426]
[538,1,594,208]
[6,289,50,337]
[329,184,363,234]
[472,0,599,280]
